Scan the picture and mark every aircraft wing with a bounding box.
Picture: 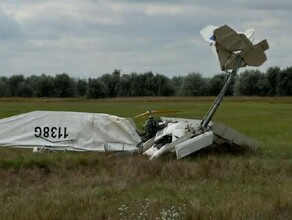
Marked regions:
[0,111,141,152]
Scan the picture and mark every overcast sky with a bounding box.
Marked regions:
[0,0,290,78]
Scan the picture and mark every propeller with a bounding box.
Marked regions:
[134,110,180,119]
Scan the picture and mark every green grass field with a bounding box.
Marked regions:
[0,97,291,219]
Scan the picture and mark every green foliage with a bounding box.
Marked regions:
[179,73,207,96]
[0,77,9,97]
[86,78,107,98]
[54,73,77,97]
[157,74,175,96]
[17,81,34,97]
[76,78,87,97]
[206,73,234,96]
[35,74,55,97]
[234,70,266,96]
[266,66,280,96]
[118,74,132,96]
[171,76,183,95]
[276,67,292,96]
[8,74,25,96]
[1,66,292,98]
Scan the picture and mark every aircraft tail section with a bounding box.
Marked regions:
[201,24,269,71]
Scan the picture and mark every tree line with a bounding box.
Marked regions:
[0,66,291,98]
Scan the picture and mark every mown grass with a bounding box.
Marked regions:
[0,97,291,219]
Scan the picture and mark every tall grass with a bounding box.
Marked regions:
[0,151,291,219]
[0,97,291,219]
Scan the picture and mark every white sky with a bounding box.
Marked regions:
[0,0,290,77]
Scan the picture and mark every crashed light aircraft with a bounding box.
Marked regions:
[0,25,269,159]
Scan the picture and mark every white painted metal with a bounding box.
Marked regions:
[175,131,214,159]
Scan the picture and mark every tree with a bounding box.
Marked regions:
[76,78,87,97]
[256,74,269,96]
[112,69,121,96]
[179,73,207,96]
[54,73,77,97]
[1,66,292,98]
[266,66,280,96]
[35,74,55,97]
[143,72,157,96]
[208,74,226,96]
[234,70,267,96]
[26,75,40,97]
[8,74,25,96]
[171,76,183,96]
[155,74,175,96]
[276,67,292,96]
[0,77,9,97]
[99,69,121,97]
[86,78,107,98]
[16,81,33,97]
[117,74,131,97]
[130,72,145,96]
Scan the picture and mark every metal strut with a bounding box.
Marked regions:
[200,56,244,130]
